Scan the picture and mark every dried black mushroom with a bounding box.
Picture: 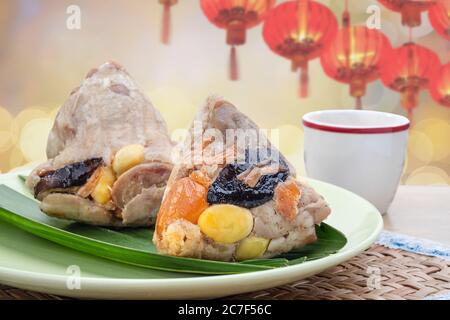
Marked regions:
[207,149,289,209]
[34,158,103,198]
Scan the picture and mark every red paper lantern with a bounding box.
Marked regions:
[263,0,338,97]
[430,63,450,107]
[321,26,393,109]
[380,43,441,117]
[429,0,450,40]
[378,0,436,28]
[160,0,178,45]
[200,0,276,80]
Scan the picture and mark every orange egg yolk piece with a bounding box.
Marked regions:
[156,177,209,236]
[274,180,301,222]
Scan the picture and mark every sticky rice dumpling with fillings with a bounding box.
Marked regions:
[26,61,174,227]
[153,95,331,261]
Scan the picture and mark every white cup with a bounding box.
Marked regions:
[303,110,409,214]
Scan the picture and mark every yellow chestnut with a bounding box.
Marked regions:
[112,144,145,176]
[235,237,270,261]
[91,167,115,204]
[198,204,253,244]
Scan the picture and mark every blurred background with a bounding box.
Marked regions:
[0,0,449,184]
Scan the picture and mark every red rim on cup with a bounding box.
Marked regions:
[302,110,410,134]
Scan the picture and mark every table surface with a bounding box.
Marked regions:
[384,185,450,246]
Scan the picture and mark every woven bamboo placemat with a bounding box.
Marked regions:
[1,244,449,300]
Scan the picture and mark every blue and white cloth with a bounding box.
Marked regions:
[376,230,450,300]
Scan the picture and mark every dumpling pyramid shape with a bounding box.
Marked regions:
[27,61,173,227]
[154,95,331,261]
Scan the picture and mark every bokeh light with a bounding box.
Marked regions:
[406,166,450,185]
[8,146,24,169]
[19,117,53,162]
[414,118,450,162]
[148,86,198,132]
[408,129,434,164]
[12,108,49,137]
[0,106,13,129]
[0,107,15,153]
[49,106,60,121]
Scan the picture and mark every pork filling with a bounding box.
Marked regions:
[33,144,172,226]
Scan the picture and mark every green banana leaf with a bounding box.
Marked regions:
[0,183,347,275]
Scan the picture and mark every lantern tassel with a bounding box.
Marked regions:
[230,45,239,81]
[299,65,309,98]
[407,108,414,121]
[161,3,171,45]
[402,88,418,119]
[356,97,362,109]
[343,0,350,27]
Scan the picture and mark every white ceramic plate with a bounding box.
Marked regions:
[0,169,382,299]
